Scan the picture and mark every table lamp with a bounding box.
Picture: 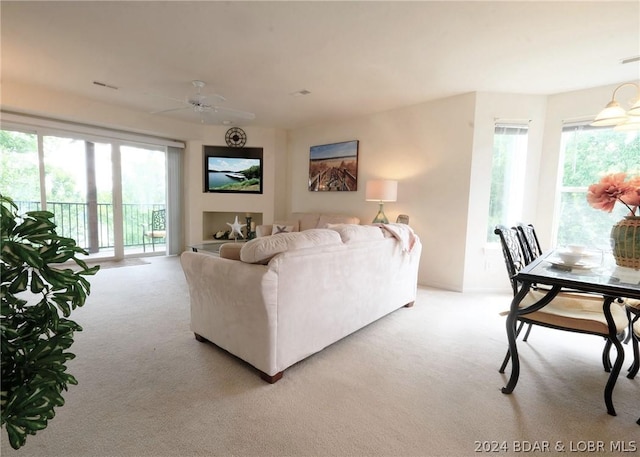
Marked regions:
[365,179,397,224]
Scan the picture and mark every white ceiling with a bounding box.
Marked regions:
[2,1,639,130]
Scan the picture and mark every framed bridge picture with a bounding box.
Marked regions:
[308,140,359,191]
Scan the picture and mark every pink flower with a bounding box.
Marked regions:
[587,172,640,216]
[621,176,640,209]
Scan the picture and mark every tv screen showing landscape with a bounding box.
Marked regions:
[203,146,263,194]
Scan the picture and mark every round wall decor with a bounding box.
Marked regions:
[225,127,247,148]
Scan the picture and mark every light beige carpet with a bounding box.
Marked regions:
[92,258,150,269]
[2,255,638,456]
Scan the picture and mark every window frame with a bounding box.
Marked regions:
[552,122,639,249]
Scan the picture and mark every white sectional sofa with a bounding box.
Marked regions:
[180,223,422,382]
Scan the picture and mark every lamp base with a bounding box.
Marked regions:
[371,202,389,224]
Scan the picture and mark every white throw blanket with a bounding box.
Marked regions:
[379,223,417,253]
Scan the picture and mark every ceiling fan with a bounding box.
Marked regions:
[150,80,255,123]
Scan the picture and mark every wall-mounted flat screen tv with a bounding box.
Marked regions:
[203,146,263,194]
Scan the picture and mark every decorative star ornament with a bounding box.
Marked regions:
[227,216,244,239]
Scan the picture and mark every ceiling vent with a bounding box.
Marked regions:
[290,89,311,97]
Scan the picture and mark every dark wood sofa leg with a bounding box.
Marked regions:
[404,301,415,308]
[195,332,283,383]
[260,371,283,384]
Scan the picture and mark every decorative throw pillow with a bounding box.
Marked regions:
[272,224,294,234]
[240,229,343,264]
[273,220,300,232]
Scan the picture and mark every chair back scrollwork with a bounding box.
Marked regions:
[142,208,166,252]
[516,223,542,265]
[151,209,166,232]
[494,225,528,296]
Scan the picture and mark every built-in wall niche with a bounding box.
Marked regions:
[202,211,263,241]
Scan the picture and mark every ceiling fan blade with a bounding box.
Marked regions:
[150,106,191,114]
[144,81,246,121]
[202,93,226,103]
[209,105,256,120]
[143,91,189,105]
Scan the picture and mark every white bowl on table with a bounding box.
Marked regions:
[567,244,586,254]
[558,250,584,266]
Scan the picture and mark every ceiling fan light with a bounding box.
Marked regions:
[590,100,628,126]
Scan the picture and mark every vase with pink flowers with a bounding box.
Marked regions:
[587,172,640,269]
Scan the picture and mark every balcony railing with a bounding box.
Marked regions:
[14,201,165,251]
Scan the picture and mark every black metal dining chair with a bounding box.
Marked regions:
[626,302,640,379]
[516,223,543,265]
[494,225,628,374]
[624,302,640,425]
[512,223,544,341]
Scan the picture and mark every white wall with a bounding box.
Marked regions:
[285,91,554,292]
[287,93,477,290]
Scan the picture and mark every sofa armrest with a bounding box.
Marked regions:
[219,242,243,260]
[180,251,279,375]
[256,224,273,237]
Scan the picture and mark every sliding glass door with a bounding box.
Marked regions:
[0,128,168,259]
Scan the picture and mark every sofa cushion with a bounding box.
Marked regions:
[317,214,360,228]
[327,223,384,243]
[298,213,321,231]
[240,229,343,264]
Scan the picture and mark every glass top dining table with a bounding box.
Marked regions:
[501,249,640,417]
[518,250,640,300]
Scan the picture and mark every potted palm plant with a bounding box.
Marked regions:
[1,193,100,449]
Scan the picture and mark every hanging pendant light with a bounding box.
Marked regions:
[628,97,640,116]
[591,82,640,128]
[614,114,640,131]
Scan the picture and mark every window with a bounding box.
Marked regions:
[42,135,114,252]
[555,125,639,249]
[487,124,529,241]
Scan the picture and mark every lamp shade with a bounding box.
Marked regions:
[628,97,640,116]
[591,100,628,127]
[591,82,640,127]
[614,114,640,131]
[365,180,398,202]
